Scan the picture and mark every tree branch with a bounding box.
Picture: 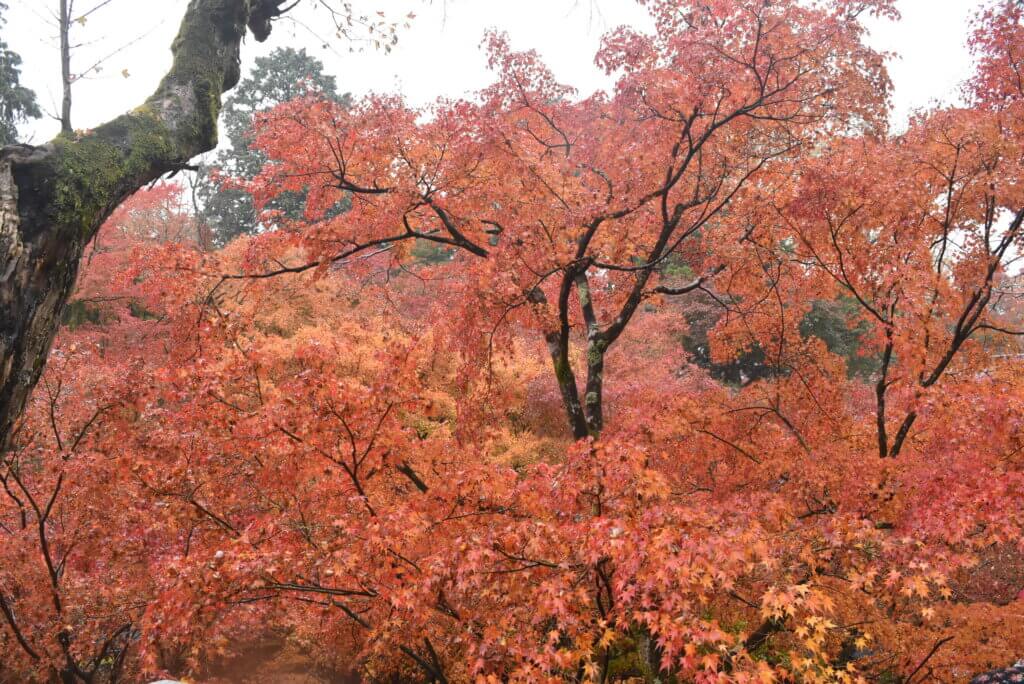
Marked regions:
[1,0,287,451]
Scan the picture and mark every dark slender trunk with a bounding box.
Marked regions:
[584,341,605,434]
[875,336,893,458]
[888,411,917,458]
[547,331,590,439]
[59,0,73,134]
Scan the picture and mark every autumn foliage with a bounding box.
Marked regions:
[3,1,1024,682]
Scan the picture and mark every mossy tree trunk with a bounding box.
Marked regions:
[0,0,289,449]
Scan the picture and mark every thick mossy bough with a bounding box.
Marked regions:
[0,0,291,448]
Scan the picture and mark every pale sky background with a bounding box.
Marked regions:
[5,0,980,146]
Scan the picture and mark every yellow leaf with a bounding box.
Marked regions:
[757,661,776,683]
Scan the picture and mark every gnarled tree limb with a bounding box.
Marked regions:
[0,0,290,448]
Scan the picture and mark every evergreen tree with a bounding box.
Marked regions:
[196,47,348,246]
[0,2,41,145]
[799,297,876,378]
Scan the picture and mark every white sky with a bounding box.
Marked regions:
[5,0,979,145]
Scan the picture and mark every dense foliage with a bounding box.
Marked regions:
[2,1,1024,682]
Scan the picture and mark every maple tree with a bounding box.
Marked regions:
[3,0,1024,683]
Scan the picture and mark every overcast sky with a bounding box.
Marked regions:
[6,0,979,144]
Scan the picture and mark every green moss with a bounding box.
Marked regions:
[155,0,247,146]
[553,355,572,384]
[62,300,103,328]
[748,638,792,669]
[586,339,609,367]
[607,649,646,680]
[722,617,750,635]
[127,301,158,321]
[411,239,454,264]
[877,669,901,684]
[51,137,123,233]
[408,414,448,440]
[661,254,694,280]
[605,632,668,683]
[52,110,174,236]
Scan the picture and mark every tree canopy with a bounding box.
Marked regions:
[2,1,1024,683]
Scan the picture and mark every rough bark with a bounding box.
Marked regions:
[0,0,289,448]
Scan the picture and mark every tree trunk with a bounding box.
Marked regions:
[0,0,287,448]
[59,0,72,134]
